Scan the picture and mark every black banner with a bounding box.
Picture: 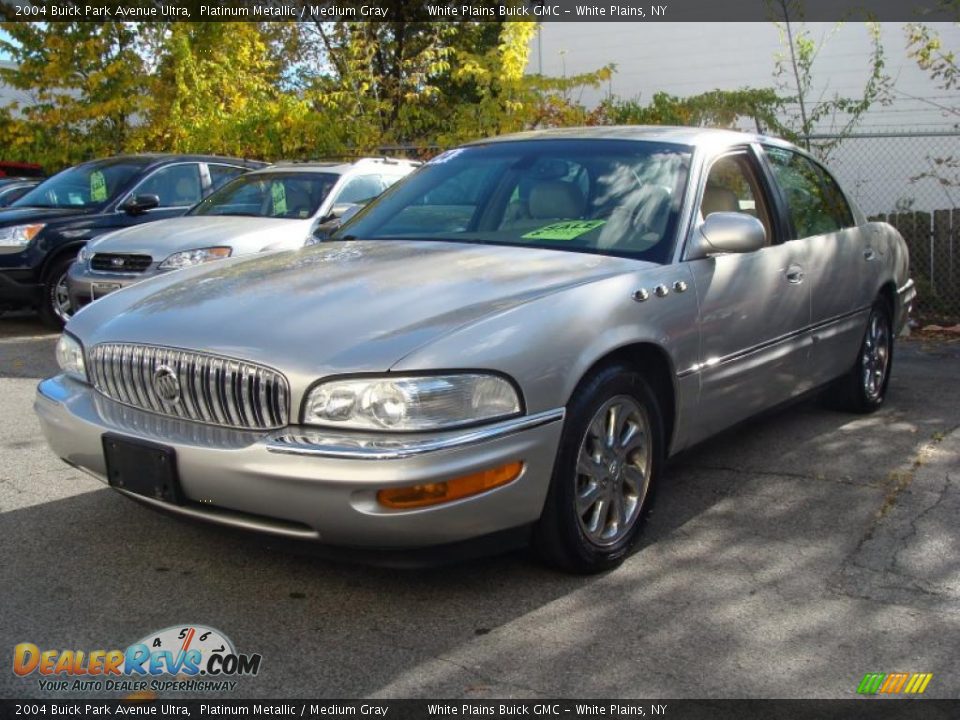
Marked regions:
[1,0,958,22]
[1,700,959,720]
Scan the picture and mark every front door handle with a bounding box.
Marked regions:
[785,264,805,284]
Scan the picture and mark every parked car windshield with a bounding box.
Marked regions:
[189,171,340,219]
[13,159,146,210]
[336,139,691,263]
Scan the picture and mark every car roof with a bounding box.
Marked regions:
[465,125,801,152]
[263,157,420,176]
[77,154,266,169]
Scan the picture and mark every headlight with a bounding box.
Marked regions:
[76,245,93,263]
[158,246,231,270]
[55,333,87,382]
[303,373,522,431]
[0,223,45,249]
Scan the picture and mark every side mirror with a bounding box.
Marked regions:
[686,212,766,260]
[121,194,160,215]
[321,202,362,223]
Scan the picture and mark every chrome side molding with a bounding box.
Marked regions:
[265,408,566,460]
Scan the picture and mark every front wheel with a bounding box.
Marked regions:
[534,365,663,574]
[38,254,77,330]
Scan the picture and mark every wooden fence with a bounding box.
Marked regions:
[870,210,960,321]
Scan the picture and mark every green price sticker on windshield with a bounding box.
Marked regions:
[90,170,107,202]
[523,220,605,241]
[271,182,287,216]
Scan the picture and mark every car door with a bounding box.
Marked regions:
[762,146,874,386]
[78,163,206,240]
[685,146,812,441]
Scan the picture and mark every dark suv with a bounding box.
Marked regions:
[0,154,265,327]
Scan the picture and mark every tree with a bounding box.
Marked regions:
[0,22,147,168]
[768,0,892,157]
[296,15,612,152]
[905,0,959,193]
[138,22,333,160]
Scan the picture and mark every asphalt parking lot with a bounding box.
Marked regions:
[1,313,958,700]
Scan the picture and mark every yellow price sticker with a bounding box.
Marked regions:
[90,171,107,202]
[271,183,287,216]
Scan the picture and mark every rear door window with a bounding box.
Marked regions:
[764,147,852,237]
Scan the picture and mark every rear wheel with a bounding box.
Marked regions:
[38,254,76,330]
[830,301,893,413]
[534,365,662,573]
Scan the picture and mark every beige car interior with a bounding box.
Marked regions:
[701,155,773,245]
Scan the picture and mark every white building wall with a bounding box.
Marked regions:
[529,22,960,213]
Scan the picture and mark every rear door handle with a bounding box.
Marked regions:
[785,265,805,284]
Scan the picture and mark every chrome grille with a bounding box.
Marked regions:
[91,253,152,273]
[89,344,289,430]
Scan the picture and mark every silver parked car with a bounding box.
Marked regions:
[66,158,418,311]
[36,127,915,573]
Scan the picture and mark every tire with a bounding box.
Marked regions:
[829,301,894,414]
[534,364,663,574]
[38,253,77,330]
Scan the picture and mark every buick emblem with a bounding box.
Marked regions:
[153,365,181,404]
[110,257,125,267]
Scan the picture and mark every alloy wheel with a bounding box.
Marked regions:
[574,395,652,547]
[52,271,73,323]
[861,309,890,402]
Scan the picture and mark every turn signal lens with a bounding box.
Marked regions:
[377,462,523,509]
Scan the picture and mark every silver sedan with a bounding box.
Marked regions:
[35,127,915,573]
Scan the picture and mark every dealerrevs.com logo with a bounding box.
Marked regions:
[13,625,262,693]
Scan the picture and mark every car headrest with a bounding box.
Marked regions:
[701,184,740,217]
[529,180,586,219]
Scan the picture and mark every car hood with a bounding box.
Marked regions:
[68,240,647,379]
[88,216,313,257]
[0,205,96,227]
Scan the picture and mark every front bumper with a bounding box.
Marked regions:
[67,263,160,311]
[0,268,41,306]
[35,375,565,549]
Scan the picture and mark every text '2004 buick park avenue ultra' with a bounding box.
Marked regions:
[36,127,915,573]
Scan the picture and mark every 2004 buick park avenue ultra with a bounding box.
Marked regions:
[36,127,915,573]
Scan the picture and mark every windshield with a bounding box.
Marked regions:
[337,139,691,263]
[189,172,340,219]
[13,159,145,210]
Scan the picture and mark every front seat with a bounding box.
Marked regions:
[701,184,740,217]
[172,175,201,206]
[528,180,587,220]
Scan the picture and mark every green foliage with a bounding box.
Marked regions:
[138,23,339,160]
[906,3,959,189]
[596,88,785,132]
[0,22,147,168]
[768,0,892,157]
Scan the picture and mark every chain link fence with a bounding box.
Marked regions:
[808,131,960,324]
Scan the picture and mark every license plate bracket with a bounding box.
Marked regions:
[102,433,183,505]
[91,282,122,300]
